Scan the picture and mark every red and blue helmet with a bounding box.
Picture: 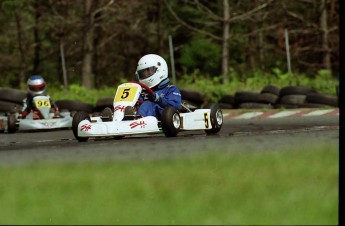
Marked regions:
[27,75,46,95]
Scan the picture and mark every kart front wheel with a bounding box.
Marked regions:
[7,113,17,133]
[161,107,180,137]
[72,111,90,142]
[205,103,223,135]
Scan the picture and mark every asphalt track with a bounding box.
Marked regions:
[0,110,339,166]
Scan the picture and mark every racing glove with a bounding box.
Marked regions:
[149,93,159,102]
[149,93,168,107]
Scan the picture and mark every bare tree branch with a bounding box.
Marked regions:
[163,0,222,41]
[91,0,114,18]
[228,0,274,22]
[194,0,222,21]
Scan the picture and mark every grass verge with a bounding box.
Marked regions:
[0,144,338,225]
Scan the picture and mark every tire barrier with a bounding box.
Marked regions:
[218,85,338,109]
[0,88,26,115]
[55,100,94,113]
[93,96,114,113]
[0,84,338,116]
[274,85,338,109]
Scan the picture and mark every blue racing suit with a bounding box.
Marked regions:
[137,83,182,119]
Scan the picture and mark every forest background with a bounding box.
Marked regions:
[0,0,339,102]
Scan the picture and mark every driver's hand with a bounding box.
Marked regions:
[141,93,149,100]
[149,93,159,102]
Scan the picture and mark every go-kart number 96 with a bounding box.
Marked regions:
[35,100,51,108]
[115,87,138,102]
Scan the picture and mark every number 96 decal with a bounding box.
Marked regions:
[35,100,51,108]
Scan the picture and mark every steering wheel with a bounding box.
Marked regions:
[129,81,154,95]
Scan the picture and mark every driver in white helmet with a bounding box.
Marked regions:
[134,54,182,118]
[21,75,60,119]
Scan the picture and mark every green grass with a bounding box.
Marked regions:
[0,144,338,225]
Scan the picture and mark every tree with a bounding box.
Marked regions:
[165,0,274,83]
[0,0,339,88]
[81,0,95,89]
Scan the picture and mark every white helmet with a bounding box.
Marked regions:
[136,54,168,88]
[27,75,46,96]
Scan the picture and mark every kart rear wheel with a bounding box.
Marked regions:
[72,111,90,142]
[7,113,17,133]
[205,103,223,135]
[161,107,180,137]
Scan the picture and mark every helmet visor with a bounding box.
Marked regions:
[137,66,157,79]
[29,84,45,92]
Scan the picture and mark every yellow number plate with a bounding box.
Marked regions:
[35,100,51,108]
[114,86,138,102]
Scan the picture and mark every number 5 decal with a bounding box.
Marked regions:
[204,112,209,128]
[115,86,138,102]
[121,88,130,99]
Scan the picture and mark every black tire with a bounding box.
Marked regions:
[161,107,180,137]
[278,94,306,106]
[0,88,26,104]
[180,89,205,106]
[205,103,223,135]
[219,94,235,105]
[101,107,113,122]
[234,91,262,104]
[0,100,22,113]
[239,102,273,109]
[261,85,280,96]
[279,86,317,96]
[274,104,299,109]
[94,96,113,112]
[56,100,94,113]
[306,93,338,107]
[72,111,90,142]
[218,103,233,109]
[7,113,17,133]
[258,93,279,104]
[299,103,330,108]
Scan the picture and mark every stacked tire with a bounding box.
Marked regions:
[275,86,314,109]
[180,89,205,109]
[218,94,235,109]
[93,96,114,113]
[55,99,94,116]
[0,88,25,133]
[0,88,26,114]
[232,85,280,109]
[304,93,338,108]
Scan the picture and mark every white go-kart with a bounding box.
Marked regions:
[8,96,73,133]
[72,82,223,142]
